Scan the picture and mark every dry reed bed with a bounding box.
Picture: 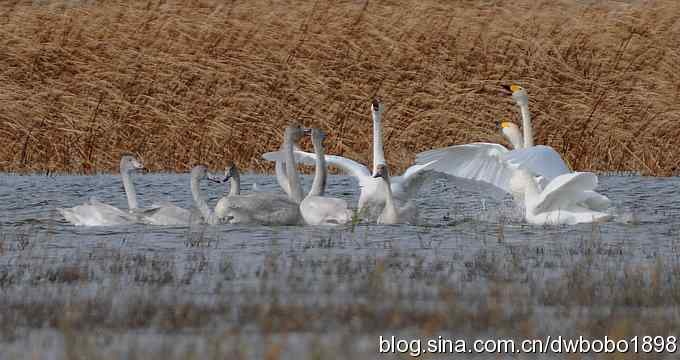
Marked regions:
[2,0,680,174]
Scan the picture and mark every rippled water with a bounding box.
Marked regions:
[2,173,680,246]
[2,173,680,359]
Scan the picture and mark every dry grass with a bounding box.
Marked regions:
[2,221,680,359]
[2,0,680,175]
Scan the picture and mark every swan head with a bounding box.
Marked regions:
[120,154,144,173]
[372,164,390,182]
[371,98,384,115]
[497,120,523,149]
[502,84,529,106]
[222,161,239,181]
[191,164,209,180]
[284,123,310,143]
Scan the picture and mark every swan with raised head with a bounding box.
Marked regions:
[299,128,353,225]
[415,84,610,215]
[213,161,301,225]
[510,169,609,225]
[58,155,150,226]
[372,164,417,225]
[263,99,435,219]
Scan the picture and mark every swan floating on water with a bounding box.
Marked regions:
[299,128,353,225]
[263,99,435,220]
[213,124,306,225]
[58,155,202,226]
[415,84,610,224]
[58,155,154,226]
[213,161,301,225]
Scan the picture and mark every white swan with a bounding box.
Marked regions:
[263,99,435,219]
[299,128,353,225]
[372,164,417,224]
[213,162,301,225]
[510,169,609,225]
[58,155,152,226]
[416,84,610,214]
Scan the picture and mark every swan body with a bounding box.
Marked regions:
[263,99,434,219]
[299,128,352,225]
[214,162,301,225]
[512,170,609,225]
[58,155,153,226]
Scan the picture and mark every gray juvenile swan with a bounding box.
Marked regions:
[213,124,307,225]
[213,161,301,225]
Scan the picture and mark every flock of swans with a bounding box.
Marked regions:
[58,84,611,227]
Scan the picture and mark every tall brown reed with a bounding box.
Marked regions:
[2,0,680,175]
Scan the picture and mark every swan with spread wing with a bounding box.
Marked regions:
[415,84,610,224]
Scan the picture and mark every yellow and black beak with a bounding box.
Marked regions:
[496,120,512,129]
[501,84,522,94]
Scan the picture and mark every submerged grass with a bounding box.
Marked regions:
[1,219,680,359]
[2,0,680,175]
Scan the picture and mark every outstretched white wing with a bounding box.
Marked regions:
[534,172,599,213]
[502,145,570,180]
[262,149,371,180]
[416,143,514,194]
[391,162,437,200]
[416,143,573,196]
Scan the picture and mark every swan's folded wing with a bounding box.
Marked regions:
[60,200,135,226]
[502,145,570,181]
[534,172,599,213]
[262,150,371,179]
[144,202,192,225]
[301,196,351,225]
[415,143,513,194]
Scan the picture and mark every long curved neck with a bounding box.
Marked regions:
[521,175,541,208]
[229,170,241,196]
[275,143,292,197]
[120,168,138,210]
[191,173,213,220]
[519,102,533,148]
[285,135,304,203]
[503,128,524,150]
[372,110,385,174]
[381,178,398,219]
[308,139,327,197]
